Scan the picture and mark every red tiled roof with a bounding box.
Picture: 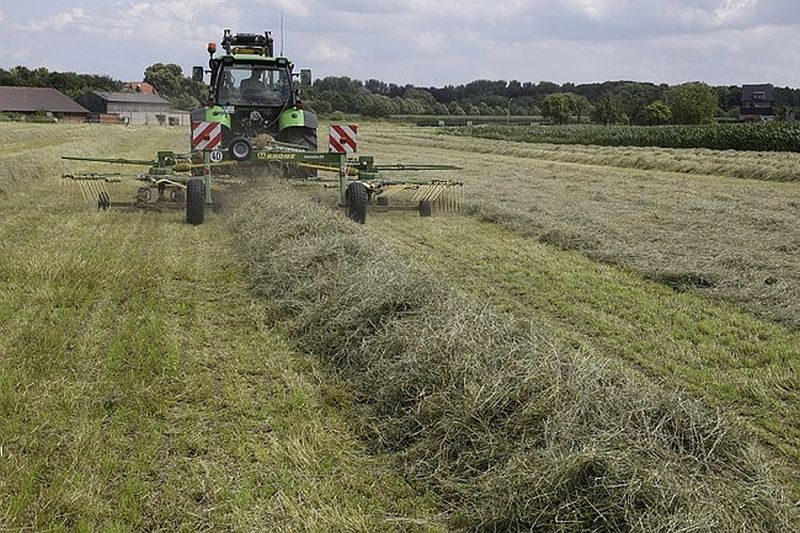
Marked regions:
[124,81,157,95]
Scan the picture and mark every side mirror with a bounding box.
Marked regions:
[300,69,312,87]
[192,66,204,83]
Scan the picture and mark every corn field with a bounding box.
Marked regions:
[449,122,800,152]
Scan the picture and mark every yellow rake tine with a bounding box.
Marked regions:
[385,186,406,198]
[79,181,90,203]
[427,185,444,203]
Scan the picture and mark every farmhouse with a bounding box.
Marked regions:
[0,86,89,122]
[740,84,775,121]
[77,91,190,126]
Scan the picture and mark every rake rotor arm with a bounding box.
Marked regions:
[62,156,157,166]
[371,164,463,172]
[373,179,464,187]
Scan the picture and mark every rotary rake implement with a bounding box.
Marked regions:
[61,134,463,226]
[61,150,245,225]
[244,147,464,224]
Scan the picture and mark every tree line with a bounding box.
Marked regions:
[0,66,120,100]
[3,63,800,124]
[305,77,800,124]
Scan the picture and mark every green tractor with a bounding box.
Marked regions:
[191,29,318,160]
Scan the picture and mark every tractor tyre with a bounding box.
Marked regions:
[419,200,433,218]
[283,127,318,178]
[283,126,318,151]
[186,179,205,226]
[346,181,368,224]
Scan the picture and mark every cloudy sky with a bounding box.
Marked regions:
[0,1,798,87]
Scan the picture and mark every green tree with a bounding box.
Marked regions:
[541,93,574,124]
[644,100,672,125]
[432,102,450,115]
[568,94,593,123]
[591,93,627,125]
[463,102,480,116]
[448,102,466,116]
[478,102,494,116]
[399,98,425,115]
[363,94,396,117]
[403,87,437,107]
[144,63,206,110]
[666,82,719,124]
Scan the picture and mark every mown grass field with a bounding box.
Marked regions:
[1,122,798,530]
[366,125,800,330]
[0,124,443,531]
[433,132,800,182]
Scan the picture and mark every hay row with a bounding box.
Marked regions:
[368,131,800,182]
[231,184,798,532]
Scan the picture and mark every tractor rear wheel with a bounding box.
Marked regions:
[346,181,368,224]
[283,127,318,178]
[186,179,205,225]
[283,127,318,151]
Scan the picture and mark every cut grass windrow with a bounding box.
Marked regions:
[369,126,800,183]
[232,183,799,532]
[371,213,800,488]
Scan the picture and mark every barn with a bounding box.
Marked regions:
[0,86,89,122]
[77,91,190,126]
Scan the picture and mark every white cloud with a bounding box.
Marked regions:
[14,8,90,32]
[561,0,614,19]
[269,0,311,17]
[311,37,356,62]
[714,0,759,23]
[2,1,800,86]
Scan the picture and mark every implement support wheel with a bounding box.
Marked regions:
[419,200,433,218]
[346,181,368,224]
[186,178,205,226]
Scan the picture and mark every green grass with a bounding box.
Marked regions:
[0,125,443,531]
[448,122,800,152]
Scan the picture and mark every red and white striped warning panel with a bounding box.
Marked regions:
[329,124,358,153]
[192,121,222,151]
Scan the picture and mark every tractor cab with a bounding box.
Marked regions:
[192,29,318,159]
